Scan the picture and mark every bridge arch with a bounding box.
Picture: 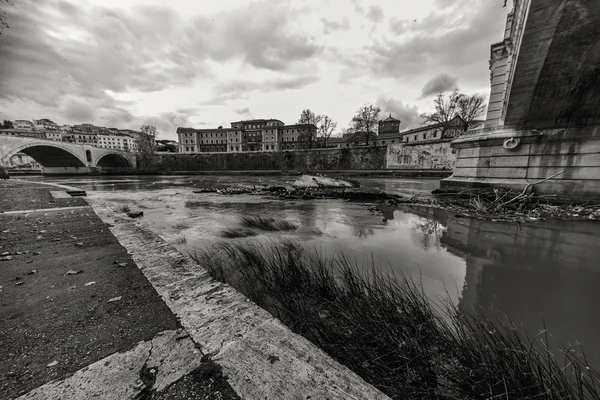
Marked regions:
[2,143,87,167]
[96,153,132,168]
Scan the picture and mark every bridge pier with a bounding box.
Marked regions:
[42,167,97,175]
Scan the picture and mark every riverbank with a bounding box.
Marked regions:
[0,180,239,400]
[1,180,388,399]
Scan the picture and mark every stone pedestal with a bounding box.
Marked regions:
[441,125,600,201]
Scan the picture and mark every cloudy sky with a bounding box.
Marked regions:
[0,0,510,140]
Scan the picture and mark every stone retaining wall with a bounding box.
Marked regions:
[155,147,387,171]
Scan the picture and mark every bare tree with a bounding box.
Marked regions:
[351,104,381,145]
[298,109,323,126]
[457,93,487,130]
[318,116,337,148]
[137,125,158,170]
[419,89,461,136]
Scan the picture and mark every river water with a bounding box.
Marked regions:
[25,175,600,369]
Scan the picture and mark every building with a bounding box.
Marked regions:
[13,120,34,130]
[402,116,467,143]
[177,119,317,153]
[45,131,63,141]
[378,114,401,135]
[33,119,59,131]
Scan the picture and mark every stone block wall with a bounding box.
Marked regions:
[386,141,455,170]
[154,146,388,171]
[444,125,600,200]
[505,0,600,129]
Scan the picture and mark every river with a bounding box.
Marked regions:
[24,175,600,369]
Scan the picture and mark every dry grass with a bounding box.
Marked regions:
[239,215,297,232]
[192,240,600,400]
[119,204,132,213]
[219,228,259,238]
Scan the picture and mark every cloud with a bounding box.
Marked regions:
[202,74,319,105]
[235,107,251,115]
[366,6,384,24]
[185,1,321,72]
[368,0,506,83]
[59,95,96,122]
[375,96,421,130]
[321,17,351,34]
[420,73,459,98]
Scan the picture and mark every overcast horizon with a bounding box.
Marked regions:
[0,0,510,140]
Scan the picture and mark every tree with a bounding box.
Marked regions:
[420,89,461,136]
[137,125,158,169]
[298,109,323,126]
[456,93,487,130]
[350,104,381,145]
[1,120,13,129]
[420,89,487,134]
[318,116,337,148]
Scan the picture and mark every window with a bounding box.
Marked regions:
[433,131,437,138]
[392,140,395,143]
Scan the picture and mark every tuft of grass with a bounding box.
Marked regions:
[220,228,259,239]
[119,204,132,213]
[172,234,187,244]
[192,240,600,400]
[240,215,297,232]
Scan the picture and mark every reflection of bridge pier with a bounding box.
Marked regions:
[440,214,600,369]
[0,135,136,175]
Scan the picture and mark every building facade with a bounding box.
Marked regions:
[5,120,141,152]
[177,119,317,153]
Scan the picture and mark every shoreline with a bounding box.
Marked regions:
[1,179,388,399]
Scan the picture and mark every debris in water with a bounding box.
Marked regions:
[47,361,59,367]
[0,255,12,261]
[65,270,83,276]
[27,270,37,275]
[85,281,96,286]
[108,296,122,303]
[127,211,144,218]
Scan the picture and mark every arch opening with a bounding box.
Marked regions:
[16,146,86,167]
[96,154,132,168]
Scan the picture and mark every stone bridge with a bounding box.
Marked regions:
[0,135,137,175]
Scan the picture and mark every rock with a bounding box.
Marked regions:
[15,281,23,286]
[26,260,33,264]
[75,242,84,246]
[33,251,41,255]
[65,270,83,276]
[1,251,9,256]
[0,256,13,261]
[127,211,144,218]
[27,270,37,275]
[118,263,128,267]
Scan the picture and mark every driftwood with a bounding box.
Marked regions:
[494,170,564,210]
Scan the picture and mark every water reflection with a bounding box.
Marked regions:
[400,205,600,369]
[38,174,600,370]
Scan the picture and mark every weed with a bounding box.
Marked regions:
[192,240,600,400]
[239,215,297,232]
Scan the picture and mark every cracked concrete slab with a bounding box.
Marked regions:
[90,202,391,400]
[18,330,203,400]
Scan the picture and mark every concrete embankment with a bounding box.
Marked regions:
[0,180,237,400]
[1,180,389,399]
